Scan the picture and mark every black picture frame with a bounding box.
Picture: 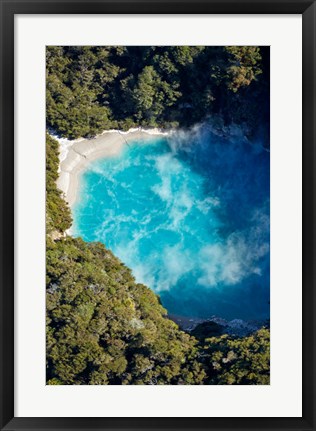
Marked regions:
[0,1,315,430]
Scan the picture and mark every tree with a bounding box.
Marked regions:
[132,66,180,125]
[46,45,268,137]
[225,46,262,92]
[46,237,206,385]
[46,134,72,234]
[201,328,270,385]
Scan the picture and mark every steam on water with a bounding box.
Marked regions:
[72,125,270,320]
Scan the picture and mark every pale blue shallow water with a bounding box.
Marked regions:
[72,126,270,320]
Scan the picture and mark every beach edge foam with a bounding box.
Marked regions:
[54,128,170,207]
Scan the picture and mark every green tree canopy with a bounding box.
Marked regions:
[46,45,269,137]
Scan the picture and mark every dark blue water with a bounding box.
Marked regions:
[72,126,270,320]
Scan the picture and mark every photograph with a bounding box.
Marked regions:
[46,45,270,386]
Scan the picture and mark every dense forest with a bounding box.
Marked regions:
[47,46,270,143]
[46,46,270,385]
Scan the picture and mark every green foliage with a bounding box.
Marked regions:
[46,236,206,385]
[201,329,270,385]
[132,65,181,125]
[46,134,72,234]
[225,46,262,92]
[46,46,118,139]
[46,46,269,139]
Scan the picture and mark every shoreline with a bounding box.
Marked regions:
[55,128,170,207]
[169,313,269,336]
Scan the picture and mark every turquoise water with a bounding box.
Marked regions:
[72,126,270,320]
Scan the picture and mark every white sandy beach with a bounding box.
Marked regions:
[56,128,169,207]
